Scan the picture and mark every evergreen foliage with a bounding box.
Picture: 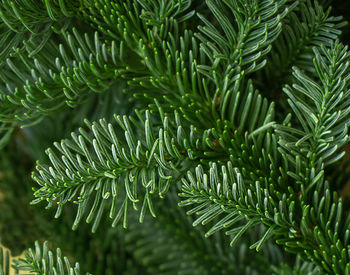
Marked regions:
[1,0,350,274]
[14,241,84,275]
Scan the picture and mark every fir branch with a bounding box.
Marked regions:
[1,0,213,129]
[0,0,79,60]
[209,76,276,136]
[194,0,294,128]
[0,0,78,33]
[179,162,296,249]
[178,161,350,274]
[13,241,89,275]
[272,41,350,272]
[260,0,346,92]
[276,41,350,194]
[0,28,143,122]
[1,1,350,274]
[82,0,215,128]
[31,104,214,232]
[196,0,296,73]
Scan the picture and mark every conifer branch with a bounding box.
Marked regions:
[265,0,346,83]
[0,0,79,60]
[277,41,350,194]
[196,0,296,75]
[0,29,143,122]
[31,104,216,232]
[1,1,350,274]
[179,162,296,249]
[13,241,89,275]
[179,161,350,274]
[82,0,217,128]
